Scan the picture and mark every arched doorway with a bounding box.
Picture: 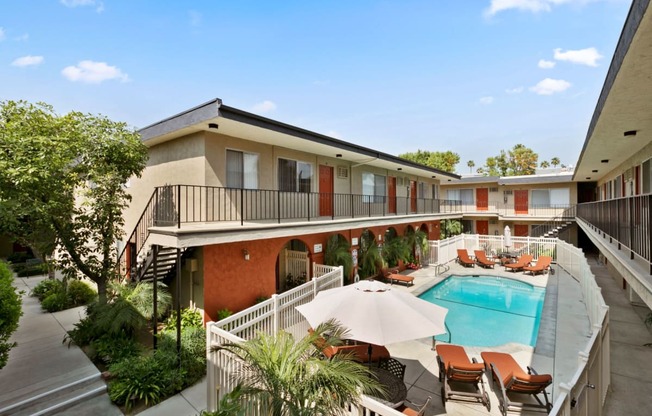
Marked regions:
[276,239,310,292]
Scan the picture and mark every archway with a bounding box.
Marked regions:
[358,229,381,279]
[276,238,310,292]
[323,234,353,283]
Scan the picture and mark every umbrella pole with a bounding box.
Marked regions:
[368,343,373,365]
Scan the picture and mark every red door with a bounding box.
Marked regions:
[514,190,528,214]
[319,165,333,217]
[410,181,417,212]
[635,165,640,195]
[388,177,396,214]
[476,220,489,235]
[514,224,529,237]
[476,188,488,211]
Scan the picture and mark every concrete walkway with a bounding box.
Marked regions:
[0,275,121,416]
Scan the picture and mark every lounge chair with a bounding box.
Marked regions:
[386,272,415,286]
[399,396,431,416]
[457,249,475,267]
[474,250,496,269]
[436,344,491,410]
[523,256,552,275]
[504,254,533,272]
[480,351,552,416]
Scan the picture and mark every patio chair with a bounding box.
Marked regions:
[480,351,552,416]
[399,396,431,416]
[523,256,552,276]
[473,250,496,269]
[436,344,491,411]
[504,254,533,272]
[456,249,475,267]
[378,357,406,380]
[386,272,415,287]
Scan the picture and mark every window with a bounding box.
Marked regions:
[531,190,550,206]
[418,182,426,199]
[226,150,258,189]
[448,189,474,204]
[531,188,570,206]
[432,184,439,199]
[278,158,312,192]
[362,172,386,202]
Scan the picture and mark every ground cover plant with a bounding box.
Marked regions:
[31,278,96,312]
[65,281,206,412]
[0,261,23,369]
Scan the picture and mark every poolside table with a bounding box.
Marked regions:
[366,366,407,408]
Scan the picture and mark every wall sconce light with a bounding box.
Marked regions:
[336,154,342,158]
[243,249,250,261]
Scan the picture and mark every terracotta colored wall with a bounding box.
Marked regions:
[202,219,443,322]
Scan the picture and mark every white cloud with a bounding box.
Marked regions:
[505,86,524,94]
[252,100,277,113]
[485,0,591,16]
[14,33,29,41]
[530,78,571,95]
[61,60,129,84]
[538,59,556,69]
[60,0,104,12]
[479,96,495,105]
[0,27,5,41]
[11,55,44,67]
[553,47,602,66]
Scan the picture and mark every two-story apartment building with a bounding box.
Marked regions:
[440,171,578,241]
[570,0,652,309]
[121,102,461,322]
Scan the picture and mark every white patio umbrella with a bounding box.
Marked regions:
[504,225,512,251]
[296,279,448,346]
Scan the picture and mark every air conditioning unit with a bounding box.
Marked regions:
[337,166,349,179]
[489,187,498,192]
[397,177,404,186]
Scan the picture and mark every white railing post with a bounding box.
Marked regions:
[272,294,280,334]
[339,265,344,286]
[313,276,319,298]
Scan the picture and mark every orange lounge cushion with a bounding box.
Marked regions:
[481,352,552,388]
[436,344,483,371]
[451,362,485,372]
[388,273,414,282]
[324,343,390,362]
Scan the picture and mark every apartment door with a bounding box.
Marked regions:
[410,180,417,212]
[388,176,397,214]
[514,224,529,237]
[514,190,528,214]
[476,188,488,211]
[319,165,333,217]
[476,220,489,235]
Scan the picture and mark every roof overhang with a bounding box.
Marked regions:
[138,99,460,181]
[574,0,652,182]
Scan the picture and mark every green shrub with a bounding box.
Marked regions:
[163,308,203,331]
[41,291,68,312]
[217,308,232,321]
[7,252,31,264]
[1,261,23,369]
[159,326,207,385]
[91,333,142,365]
[67,280,96,307]
[108,354,170,409]
[31,279,65,301]
[17,263,48,277]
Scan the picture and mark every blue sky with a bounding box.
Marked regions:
[0,0,632,173]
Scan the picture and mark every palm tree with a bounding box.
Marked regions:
[540,160,550,168]
[550,157,560,168]
[405,227,428,263]
[467,160,475,173]
[213,320,382,415]
[381,235,410,268]
[324,234,353,281]
[358,230,383,279]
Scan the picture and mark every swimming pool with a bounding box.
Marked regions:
[419,275,546,347]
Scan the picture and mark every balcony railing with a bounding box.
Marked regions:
[456,202,573,217]
[577,195,652,274]
[118,185,461,277]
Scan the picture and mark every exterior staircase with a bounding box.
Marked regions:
[531,205,576,239]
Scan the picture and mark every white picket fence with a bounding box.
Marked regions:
[206,236,609,416]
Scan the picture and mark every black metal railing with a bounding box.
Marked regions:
[577,195,652,274]
[117,185,463,277]
[457,202,573,217]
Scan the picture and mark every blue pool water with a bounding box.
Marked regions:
[419,276,546,347]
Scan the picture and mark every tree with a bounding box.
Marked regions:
[441,220,463,239]
[0,101,148,302]
[213,320,382,415]
[324,235,353,282]
[358,230,383,279]
[398,150,460,173]
[0,262,22,369]
[482,144,538,176]
[550,157,560,168]
[540,160,550,168]
[467,160,475,173]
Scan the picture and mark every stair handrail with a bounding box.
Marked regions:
[117,187,159,278]
[530,204,576,237]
